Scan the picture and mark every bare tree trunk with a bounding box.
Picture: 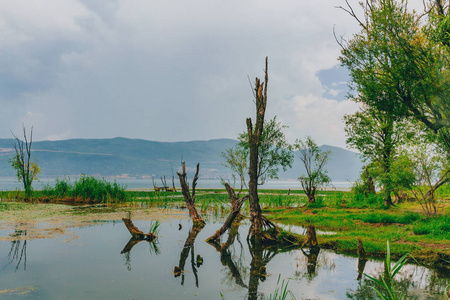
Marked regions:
[177,162,205,227]
[206,183,248,243]
[247,57,268,241]
[172,175,177,192]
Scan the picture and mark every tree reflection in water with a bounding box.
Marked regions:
[4,229,27,271]
[173,225,204,287]
[207,219,281,300]
[120,218,160,271]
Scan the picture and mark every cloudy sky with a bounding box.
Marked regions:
[0,0,385,148]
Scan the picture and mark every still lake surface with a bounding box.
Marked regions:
[0,177,352,191]
[1,217,448,299]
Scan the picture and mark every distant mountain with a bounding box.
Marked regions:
[0,137,363,182]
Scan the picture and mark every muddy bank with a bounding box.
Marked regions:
[0,202,186,241]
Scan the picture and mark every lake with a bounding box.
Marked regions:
[0,177,352,191]
[1,217,448,299]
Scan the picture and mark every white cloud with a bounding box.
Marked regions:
[278,94,360,148]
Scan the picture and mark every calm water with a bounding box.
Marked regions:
[1,218,448,299]
[0,177,352,191]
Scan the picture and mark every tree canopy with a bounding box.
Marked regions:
[339,0,450,154]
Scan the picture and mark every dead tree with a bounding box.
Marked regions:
[205,183,248,243]
[246,57,277,242]
[152,176,162,192]
[171,176,177,192]
[161,176,170,191]
[176,162,205,227]
[11,126,40,201]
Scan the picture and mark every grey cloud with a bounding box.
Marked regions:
[0,0,362,146]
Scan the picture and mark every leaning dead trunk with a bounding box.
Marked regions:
[122,218,156,241]
[177,162,205,227]
[206,183,248,243]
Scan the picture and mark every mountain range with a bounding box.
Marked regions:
[0,137,363,182]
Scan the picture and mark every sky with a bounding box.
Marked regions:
[0,0,422,148]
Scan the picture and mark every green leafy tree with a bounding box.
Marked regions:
[237,116,294,185]
[293,136,331,203]
[344,106,413,206]
[221,145,248,192]
[339,0,450,155]
[10,126,41,201]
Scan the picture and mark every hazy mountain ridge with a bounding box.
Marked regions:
[0,137,363,181]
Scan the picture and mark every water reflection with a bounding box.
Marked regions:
[120,217,160,271]
[3,229,27,271]
[208,220,248,289]
[1,219,449,299]
[173,225,204,287]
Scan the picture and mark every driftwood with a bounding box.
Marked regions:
[122,218,157,241]
[176,162,205,227]
[206,183,248,242]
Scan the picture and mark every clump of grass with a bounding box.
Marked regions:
[268,274,296,300]
[359,212,421,224]
[148,220,161,235]
[412,215,450,238]
[40,175,128,203]
[348,192,384,208]
[306,196,325,208]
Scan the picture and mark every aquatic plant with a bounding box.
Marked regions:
[148,220,160,236]
[268,274,296,300]
[364,241,410,300]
